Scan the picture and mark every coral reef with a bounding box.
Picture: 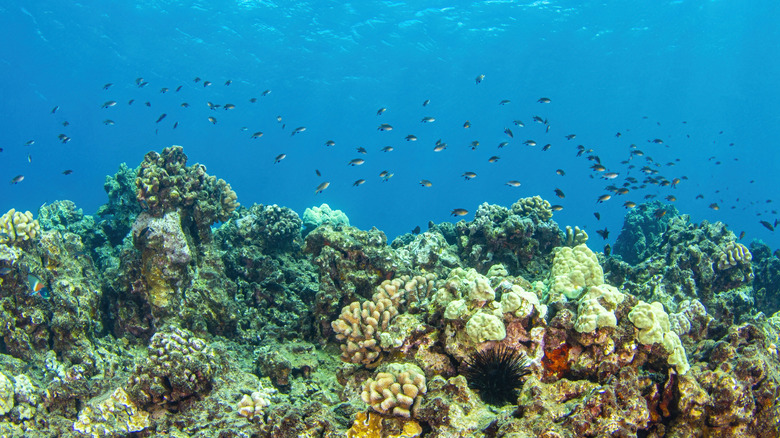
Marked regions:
[0,147,778,438]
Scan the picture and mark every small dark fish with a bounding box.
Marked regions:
[412,225,421,234]
[604,244,611,257]
[498,142,509,148]
[348,158,365,166]
[462,172,477,180]
[421,117,436,123]
[225,80,232,86]
[594,212,600,220]
[224,103,236,110]
[0,267,12,275]
[378,123,393,131]
[381,146,394,152]
[357,147,367,154]
[405,135,418,141]
[499,99,511,105]
[194,77,201,82]
[513,120,525,127]
[10,175,24,184]
[103,83,113,90]
[463,120,471,128]
[488,156,500,163]
[551,205,563,211]
[505,180,521,187]
[160,87,169,93]
[422,99,431,106]
[274,154,286,164]
[251,131,264,139]
[353,179,366,186]
[556,169,565,176]
[62,121,69,127]
[470,140,480,150]
[315,181,330,194]
[760,220,774,231]
[377,107,387,115]
[135,77,144,85]
[138,81,149,88]
[709,203,720,210]
[419,180,432,187]
[176,85,183,92]
[315,169,321,176]
[665,195,677,202]
[249,97,257,103]
[565,134,576,140]
[504,128,513,138]
[738,231,746,240]
[596,228,609,239]
[173,122,178,129]
[24,140,34,146]
[451,208,469,216]
[542,144,552,151]
[27,154,32,163]
[181,102,190,108]
[262,89,271,96]
[208,116,217,124]
[62,170,73,175]
[523,140,537,146]
[203,81,212,87]
[156,113,167,123]
[51,105,60,114]
[101,100,117,109]
[554,188,565,198]
[597,194,611,203]
[538,97,551,103]
[145,101,151,107]
[475,74,485,84]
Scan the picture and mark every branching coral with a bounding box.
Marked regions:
[332,294,399,368]
[0,208,40,245]
[360,363,427,418]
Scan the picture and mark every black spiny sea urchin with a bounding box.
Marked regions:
[462,345,532,406]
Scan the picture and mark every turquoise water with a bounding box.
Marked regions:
[1,0,778,246]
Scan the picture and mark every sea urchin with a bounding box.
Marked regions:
[462,345,532,406]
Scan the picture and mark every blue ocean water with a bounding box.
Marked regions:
[1,0,778,248]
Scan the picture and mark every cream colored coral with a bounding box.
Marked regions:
[716,242,752,270]
[549,244,604,300]
[564,225,588,247]
[0,209,40,245]
[465,312,506,343]
[0,372,14,416]
[361,363,427,418]
[573,284,625,333]
[237,389,273,420]
[332,295,398,368]
[628,301,690,375]
[73,387,149,437]
[669,299,710,336]
[501,285,547,319]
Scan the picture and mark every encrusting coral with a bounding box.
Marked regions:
[72,387,150,437]
[0,209,40,245]
[548,243,603,300]
[361,363,427,418]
